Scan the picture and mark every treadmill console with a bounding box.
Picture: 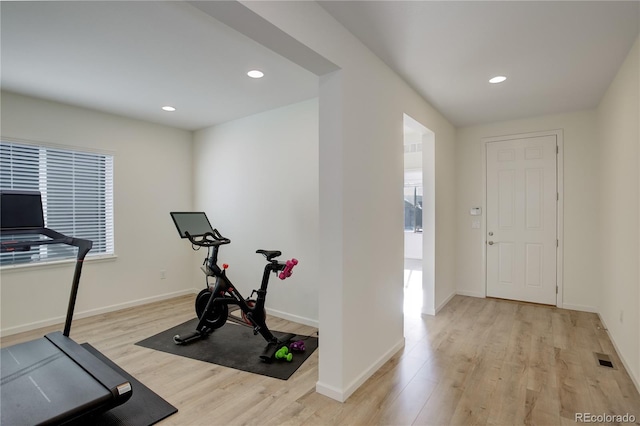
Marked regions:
[0,190,45,230]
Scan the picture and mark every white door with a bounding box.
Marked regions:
[486,135,557,305]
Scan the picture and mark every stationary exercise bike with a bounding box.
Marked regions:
[170,212,298,362]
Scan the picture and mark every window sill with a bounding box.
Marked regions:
[0,254,118,273]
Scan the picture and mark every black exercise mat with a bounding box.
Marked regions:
[135,318,318,380]
[69,344,178,426]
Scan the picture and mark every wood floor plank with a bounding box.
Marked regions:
[555,347,595,421]
[371,374,438,425]
[486,361,529,426]
[2,295,639,425]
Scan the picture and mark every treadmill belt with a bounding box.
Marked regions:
[1,337,177,426]
[1,337,113,425]
[70,344,178,426]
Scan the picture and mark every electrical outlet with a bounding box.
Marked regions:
[160,270,166,280]
[619,310,623,323]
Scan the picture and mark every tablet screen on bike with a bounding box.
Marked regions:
[170,212,214,238]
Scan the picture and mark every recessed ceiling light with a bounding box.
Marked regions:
[162,106,176,112]
[489,76,507,84]
[247,70,264,79]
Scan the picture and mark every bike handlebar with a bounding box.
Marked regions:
[185,229,231,248]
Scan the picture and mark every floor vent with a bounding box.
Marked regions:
[594,352,615,369]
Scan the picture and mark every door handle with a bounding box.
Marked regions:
[488,241,495,245]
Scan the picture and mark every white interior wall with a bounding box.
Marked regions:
[596,36,639,387]
[192,98,319,326]
[0,91,195,335]
[240,1,457,401]
[455,110,601,312]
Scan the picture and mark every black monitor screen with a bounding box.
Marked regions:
[0,190,45,230]
[170,212,214,238]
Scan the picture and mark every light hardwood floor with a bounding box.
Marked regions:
[2,295,639,425]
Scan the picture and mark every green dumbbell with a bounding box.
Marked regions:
[275,346,293,362]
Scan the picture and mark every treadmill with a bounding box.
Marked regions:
[0,190,133,425]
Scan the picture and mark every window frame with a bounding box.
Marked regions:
[0,138,115,268]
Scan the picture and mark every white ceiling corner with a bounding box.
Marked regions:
[320,1,640,127]
[1,1,319,131]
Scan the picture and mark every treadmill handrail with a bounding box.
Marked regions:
[0,227,93,337]
[1,227,92,251]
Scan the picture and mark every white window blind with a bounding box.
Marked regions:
[0,140,114,265]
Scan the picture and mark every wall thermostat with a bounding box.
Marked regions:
[470,207,482,216]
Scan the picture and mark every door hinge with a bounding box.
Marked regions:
[556,285,558,294]
[556,239,559,247]
[557,192,559,201]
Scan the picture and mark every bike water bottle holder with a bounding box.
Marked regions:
[200,265,215,276]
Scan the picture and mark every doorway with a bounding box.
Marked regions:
[404,169,423,314]
[403,114,435,316]
[484,131,563,306]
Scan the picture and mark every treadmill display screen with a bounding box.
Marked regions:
[170,212,214,238]
[0,190,45,230]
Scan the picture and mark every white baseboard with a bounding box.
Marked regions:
[452,292,598,314]
[456,289,486,298]
[598,313,640,395]
[316,338,405,402]
[266,307,319,328]
[422,307,436,316]
[0,288,198,337]
[561,302,598,313]
[435,291,457,314]
[315,381,346,402]
[342,337,405,401]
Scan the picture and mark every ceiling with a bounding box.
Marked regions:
[320,1,639,127]
[0,1,319,131]
[2,1,638,131]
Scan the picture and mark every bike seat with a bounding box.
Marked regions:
[256,249,281,261]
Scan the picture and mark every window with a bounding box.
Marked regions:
[404,184,423,233]
[0,140,114,266]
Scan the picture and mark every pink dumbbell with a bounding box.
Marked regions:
[279,258,299,280]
